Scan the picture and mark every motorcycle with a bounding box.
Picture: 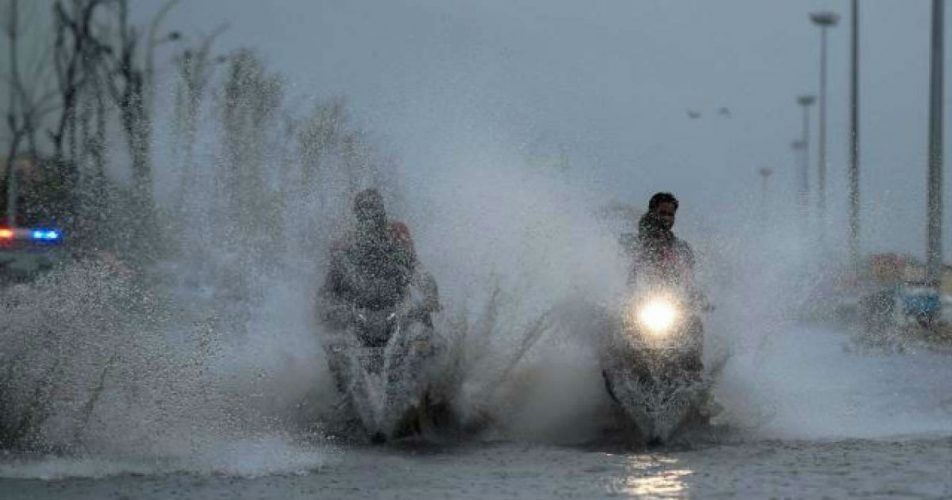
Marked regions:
[600,281,713,445]
[320,277,451,443]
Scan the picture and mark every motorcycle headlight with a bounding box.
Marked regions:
[635,298,679,335]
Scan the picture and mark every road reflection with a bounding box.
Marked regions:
[607,455,693,497]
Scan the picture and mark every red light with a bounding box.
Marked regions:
[0,228,13,240]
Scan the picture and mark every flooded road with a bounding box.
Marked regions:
[1,323,951,499]
[1,437,950,499]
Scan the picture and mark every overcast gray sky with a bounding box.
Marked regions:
[149,0,946,259]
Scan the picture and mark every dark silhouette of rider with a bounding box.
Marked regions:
[320,188,439,343]
[631,192,696,287]
[324,189,416,310]
[628,192,705,375]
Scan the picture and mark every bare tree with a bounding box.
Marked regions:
[1,0,62,225]
[83,0,180,259]
[49,0,103,165]
[295,98,387,207]
[28,0,115,232]
[296,98,346,190]
[172,24,226,213]
[218,49,284,245]
[97,0,146,207]
[3,0,27,225]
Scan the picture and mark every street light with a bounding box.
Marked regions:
[810,11,840,243]
[796,94,816,218]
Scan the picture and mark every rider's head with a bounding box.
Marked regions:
[648,192,678,231]
[353,188,387,232]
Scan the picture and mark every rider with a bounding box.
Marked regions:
[626,192,705,373]
[320,188,439,345]
[628,192,696,288]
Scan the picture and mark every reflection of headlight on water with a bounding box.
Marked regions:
[635,299,679,335]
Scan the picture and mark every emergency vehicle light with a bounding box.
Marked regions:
[31,229,60,241]
[0,228,13,240]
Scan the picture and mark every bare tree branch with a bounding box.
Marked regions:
[144,0,180,106]
[49,0,107,160]
[5,0,24,224]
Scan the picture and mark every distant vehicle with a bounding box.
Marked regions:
[897,282,940,326]
[0,226,66,283]
[860,281,941,329]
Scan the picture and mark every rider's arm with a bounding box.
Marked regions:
[678,241,710,310]
[318,243,353,326]
[321,245,346,297]
[678,240,696,271]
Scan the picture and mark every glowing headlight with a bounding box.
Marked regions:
[637,299,679,335]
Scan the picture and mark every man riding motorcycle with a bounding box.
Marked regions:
[600,192,717,443]
[316,189,446,441]
[320,188,439,343]
[621,192,705,375]
[624,193,693,284]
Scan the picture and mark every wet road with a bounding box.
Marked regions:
[1,437,950,499]
[1,323,951,499]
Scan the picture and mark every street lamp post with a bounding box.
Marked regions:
[810,11,840,243]
[849,0,861,265]
[791,139,805,211]
[927,0,944,289]
[796,94,816,218]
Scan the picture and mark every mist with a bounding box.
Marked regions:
[1,1,952,488]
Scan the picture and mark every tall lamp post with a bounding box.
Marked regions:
[791,140,806,213]
[848,0,861,265]
[810,11,840,243]
[796,94,816,217]
[927,0,944,289]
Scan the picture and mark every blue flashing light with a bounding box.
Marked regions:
[31,229,61,241]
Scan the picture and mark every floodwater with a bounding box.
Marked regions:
[1,438,950,499]
[1,323,950,499]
